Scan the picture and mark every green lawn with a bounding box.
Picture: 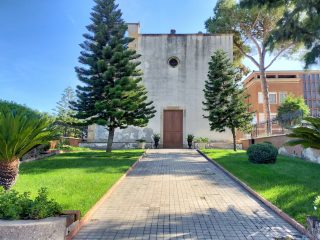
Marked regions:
[13,150,143,217]
[201,149,320,225]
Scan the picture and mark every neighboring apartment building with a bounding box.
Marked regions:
[243,70,320,125]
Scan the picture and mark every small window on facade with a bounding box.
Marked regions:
[269,93,277,104]
[266,75,276,78]
[258,92,277,104]
[278,75,296,78]
[279,92,287,103]
[168,57,179,68]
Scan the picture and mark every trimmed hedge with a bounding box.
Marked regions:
[247,143,278,164]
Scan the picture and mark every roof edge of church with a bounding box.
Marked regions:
[139,33,233,37]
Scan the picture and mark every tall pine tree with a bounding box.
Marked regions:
[72,0,156,152]
[203,50,253,151]
[54,87,82,137]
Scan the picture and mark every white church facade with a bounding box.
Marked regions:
[84,23,233,148]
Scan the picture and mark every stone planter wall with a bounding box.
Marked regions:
[0,217,66,240]
[80,142,153,150]
[194,142,241,150]
[241,134,320,165]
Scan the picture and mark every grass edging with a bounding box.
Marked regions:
[197,149,312,239]
[66,150,147,240]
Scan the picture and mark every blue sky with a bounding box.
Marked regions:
[0,0,305,112]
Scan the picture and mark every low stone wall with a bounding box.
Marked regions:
[80,142,153,150]
[241,135,320,164]
[280,147,320,164]
[80,141,236,150]
[50,137,82,149]
[241,134,291,149]
[65,137,82,147]
[195,142,241,150]
[0,217,66,240]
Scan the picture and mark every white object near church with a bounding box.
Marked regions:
[83,23,233,149]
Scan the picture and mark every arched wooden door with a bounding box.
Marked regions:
[163,110,183,148]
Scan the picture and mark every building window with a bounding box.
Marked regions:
[279,92,287,103]
[168,57,179,68]
[269,92,277,104]
[258,92,277,104]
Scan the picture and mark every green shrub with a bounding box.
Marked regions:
[247,143,278,164]
[0,188,62,220]
[194,137,209,143]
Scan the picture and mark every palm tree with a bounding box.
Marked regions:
[0,103,57,190]
[286,117,320,149]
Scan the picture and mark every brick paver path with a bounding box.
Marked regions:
[74,149,305,240]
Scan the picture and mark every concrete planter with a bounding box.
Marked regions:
[197,142,207,149]
[0,217,67,240]
[307,216,320,239]
[137,142,146,149]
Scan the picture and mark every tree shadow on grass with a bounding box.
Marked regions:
[202,149,320,226]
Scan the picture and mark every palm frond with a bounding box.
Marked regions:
[0,105,58,161]
[286,117,320,150]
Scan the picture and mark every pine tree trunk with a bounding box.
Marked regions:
[0,158,20,190]
[106,128,115,152]
[260,68,272,135]
[231,126,237,151]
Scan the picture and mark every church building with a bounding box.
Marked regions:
[85,23,234,148]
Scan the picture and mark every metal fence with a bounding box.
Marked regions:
[251,119,288,138]
[250,110,305,138]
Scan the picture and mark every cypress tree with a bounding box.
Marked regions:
[72,0,156,152]
[203,50,253,151]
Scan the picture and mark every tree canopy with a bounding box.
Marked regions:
[202,50,253,151]
[71,0,155,151]
[287,117,320,150]
[206,0,299,135]
[53,87,82,137]
[276,95,310,128]
[240,0,320,67]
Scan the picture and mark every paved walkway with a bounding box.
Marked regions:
[74,149,304,240]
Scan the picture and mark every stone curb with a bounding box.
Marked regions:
[197,149,313,240]
[67,150,148,240]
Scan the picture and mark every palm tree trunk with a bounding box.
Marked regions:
[0,158,19,190]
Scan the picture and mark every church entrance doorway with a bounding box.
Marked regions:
[163,110,183,148]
